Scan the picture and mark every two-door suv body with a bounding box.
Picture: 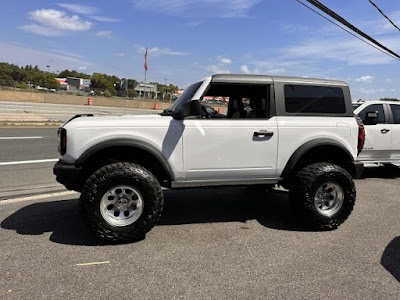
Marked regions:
[54,74,364,243]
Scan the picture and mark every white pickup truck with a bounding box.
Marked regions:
[54,74,365,243]
[354,100,400,165]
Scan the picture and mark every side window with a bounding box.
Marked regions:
[284,85,346,114]
[202,83,270,119]
[358,104,385,124]
[390,105,400,124]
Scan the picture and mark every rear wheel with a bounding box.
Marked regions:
[289,163,356,230]
[80,162,163,243]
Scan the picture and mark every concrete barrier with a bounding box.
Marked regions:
[0,90,172,110]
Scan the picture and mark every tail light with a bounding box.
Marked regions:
[357,120,365,154]
[58,128,67,155]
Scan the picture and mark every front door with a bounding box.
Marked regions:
[389,104,400,161]
[182,118,278,180]
[182,82,278,182]
[357,103,391,162]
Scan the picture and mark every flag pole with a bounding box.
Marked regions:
[144,47,148,99]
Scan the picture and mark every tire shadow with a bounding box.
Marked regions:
[381,236,400,282]
[1,187,311,246]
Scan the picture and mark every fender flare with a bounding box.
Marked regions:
[76,138,175,181]
[282,139,354,178]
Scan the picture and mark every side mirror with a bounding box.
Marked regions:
[364,111,378,125]
[175,100,201,119]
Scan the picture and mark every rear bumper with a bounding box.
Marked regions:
[353,161,364,179]
[53,161,82,191]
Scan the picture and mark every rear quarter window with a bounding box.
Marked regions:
[284,85,346,114]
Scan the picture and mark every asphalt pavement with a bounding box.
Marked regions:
[1,178,400,299]
[0,128,62,200]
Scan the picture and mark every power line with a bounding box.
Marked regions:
[368,0,400,32]
[299,0,400,61]
[297,0,400,61]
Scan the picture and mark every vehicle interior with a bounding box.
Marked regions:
[201,83,271,119]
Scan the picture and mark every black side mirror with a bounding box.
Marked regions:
[175,100,201,119]
[364,111,378,125]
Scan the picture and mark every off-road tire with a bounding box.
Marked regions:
[80,162,164,243]
[289,163,356,230]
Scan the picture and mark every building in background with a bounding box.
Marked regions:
[55,77,91,92]
[134,82,158,98]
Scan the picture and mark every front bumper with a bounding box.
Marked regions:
[53,161,82,191]
[353,161,364,179]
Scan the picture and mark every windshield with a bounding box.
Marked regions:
[166,81,203,113]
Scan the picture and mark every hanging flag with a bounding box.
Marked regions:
[144,47,148,71]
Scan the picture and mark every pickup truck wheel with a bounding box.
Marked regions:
[289,163,356,230]
[80,162,163,243]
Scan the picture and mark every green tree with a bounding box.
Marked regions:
[0,75,14,87]
[381,97,399,101]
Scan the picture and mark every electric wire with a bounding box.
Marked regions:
[297,0,400,61]
[368,0,400,32]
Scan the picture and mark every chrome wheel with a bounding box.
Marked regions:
[100,185,144,227]
[314,182,344,217]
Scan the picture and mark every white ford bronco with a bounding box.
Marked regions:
[54,74,365,243]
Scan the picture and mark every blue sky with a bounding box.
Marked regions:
[0,0,399,99]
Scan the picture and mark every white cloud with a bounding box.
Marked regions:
[205,64,231,74]
[19,24,62,37]
[57,4,99,15]
[283,36,400,66]
[78,66,87,70]
[96,31,113,38]
[89,16,120,23]
[131,0,261,18]
[0,43,91,71]
[136,46,190,56]
[29,9,92,31]
[354,76,374,83]
[240,65,251,74]
[218,56,232,64]
[114,53,125,57]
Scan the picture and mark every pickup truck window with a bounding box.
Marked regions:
[390,104,400,124]
[284,85,346,114]
[358,104,385,124]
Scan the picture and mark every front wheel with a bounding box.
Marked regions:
[289,163,356,230]
[80,162,163,243]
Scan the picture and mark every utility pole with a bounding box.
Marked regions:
[47,65,50,73]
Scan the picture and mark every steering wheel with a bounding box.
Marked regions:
[201,106,211,119]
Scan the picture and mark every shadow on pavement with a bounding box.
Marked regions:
[381,236,400,282]
[1,187,310,246]
[362,165,400,179]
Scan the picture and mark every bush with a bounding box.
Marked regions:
[16,82,28,89]
[103,89,112,97]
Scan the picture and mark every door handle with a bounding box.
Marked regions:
[253,130,274,137]
[381,129,390,134]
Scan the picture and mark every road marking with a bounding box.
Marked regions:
[0,191,77,204]
[75,261,110,266]
[0,136,43,140]
[0,158,58,166]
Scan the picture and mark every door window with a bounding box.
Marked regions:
[358,104,385,124]
[202,83,270,119]
[390,104,400,124]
